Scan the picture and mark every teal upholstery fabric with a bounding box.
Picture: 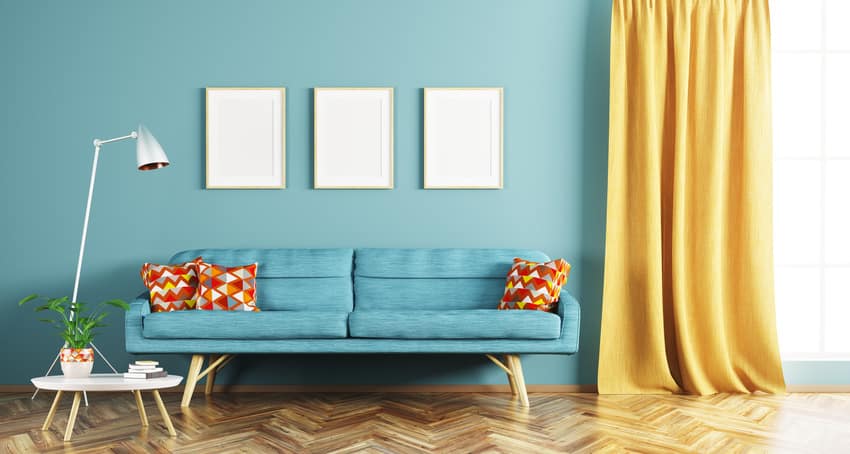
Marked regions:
[355,277,505,311]
[125,293,581,354]
[169,248,354,311]
[124,248,582,355]
[558,290,581,353]
[354,248,549,311]
[170,248,353,276]
[354,248,549,278]
[144,311,349,339]
[349,310,561,340]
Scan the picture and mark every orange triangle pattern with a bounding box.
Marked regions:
[140,257,203,312]
[498,258,571,312]
[196,261,259,311]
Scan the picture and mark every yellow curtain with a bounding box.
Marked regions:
[598,0,785,394]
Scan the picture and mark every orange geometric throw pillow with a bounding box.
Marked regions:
[196,261,259,311]
[140,258,202,312]
[498,257,571,312]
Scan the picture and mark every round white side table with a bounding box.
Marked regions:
[31,373,183,441]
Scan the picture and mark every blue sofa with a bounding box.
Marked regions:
[125,248,581,407]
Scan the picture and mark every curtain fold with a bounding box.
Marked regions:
[598,0,786,394]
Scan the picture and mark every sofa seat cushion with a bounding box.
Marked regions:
[349,310,561,340]
[143,311,349,339]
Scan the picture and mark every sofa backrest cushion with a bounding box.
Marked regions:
[169,248,354,311]
[353,249,550,311]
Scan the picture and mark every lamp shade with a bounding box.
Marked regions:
[136,124,169,171]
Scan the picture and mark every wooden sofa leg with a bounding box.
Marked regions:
[504,355,518,396]
[507,355,529,407]
[205,354,218,396]
[181,354,204,407]
[485,354,519,397]
[485,354,516,395]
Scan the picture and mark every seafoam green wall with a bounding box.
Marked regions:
[0,0,836,387]
[0,0,611,386]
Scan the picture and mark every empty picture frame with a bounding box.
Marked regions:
[314,87,394,189]
[206,87,286,189]
[424,87,503,189]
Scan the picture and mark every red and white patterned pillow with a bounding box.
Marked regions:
[140,258,203,312]
[196,261,259,311]
[498,258,571,312]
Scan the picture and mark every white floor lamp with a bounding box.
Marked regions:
[32,125,170,404]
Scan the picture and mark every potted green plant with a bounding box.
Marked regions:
[19,295,129,378]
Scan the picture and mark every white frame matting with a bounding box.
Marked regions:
[206,87,286,189]
[424,87,503,189]
[314,87,394,189]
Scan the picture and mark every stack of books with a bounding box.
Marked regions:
[123,360,168,379]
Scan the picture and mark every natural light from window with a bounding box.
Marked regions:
[772,0,850,359]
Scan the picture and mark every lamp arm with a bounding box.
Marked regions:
[93,131,137,147]
[72,131,138,308]
[70,143,102,308]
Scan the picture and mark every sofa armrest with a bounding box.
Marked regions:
[125,292,150,352]
[558,289,581,353]
[131,292,151,316]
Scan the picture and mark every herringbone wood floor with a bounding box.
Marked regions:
[1,392,849,453]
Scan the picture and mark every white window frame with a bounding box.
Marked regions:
[773,0,850,361]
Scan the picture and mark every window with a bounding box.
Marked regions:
[772,1,850,359]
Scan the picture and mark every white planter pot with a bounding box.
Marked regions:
[61,361,94,378]
[59,347,94,378]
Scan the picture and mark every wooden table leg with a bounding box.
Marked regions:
[152,390,176,437]
[41,390,63,430]
[133,390,148,427]
[64,392,82,442]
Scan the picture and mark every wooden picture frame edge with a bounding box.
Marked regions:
[423,87,504,189]
[205,87,287,189]
[313,87,394,189]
